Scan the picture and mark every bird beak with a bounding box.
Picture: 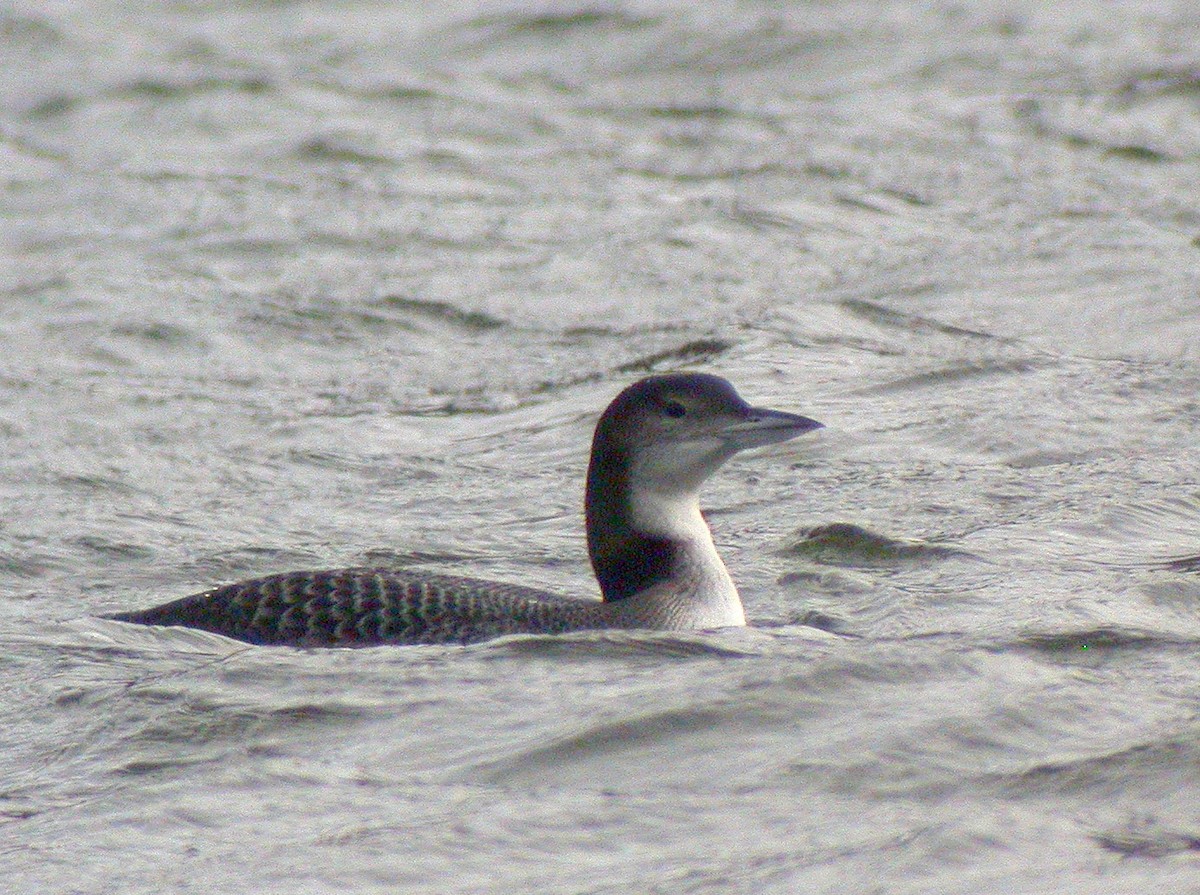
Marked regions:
[723,407,823,450]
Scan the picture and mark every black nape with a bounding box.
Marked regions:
[592,532,678,602]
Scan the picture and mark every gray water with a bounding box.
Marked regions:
[3,1,1200,892]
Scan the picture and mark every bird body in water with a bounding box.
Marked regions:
[107,374,822,646]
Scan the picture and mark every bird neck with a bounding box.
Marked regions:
[585,437,728,603]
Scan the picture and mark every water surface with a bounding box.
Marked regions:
[2,2,1200,892]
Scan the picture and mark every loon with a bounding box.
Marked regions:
[108,373,822,646]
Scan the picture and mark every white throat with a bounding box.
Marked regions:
[628,487,712,543]
[625,487,745,629]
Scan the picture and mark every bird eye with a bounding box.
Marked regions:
[663,400,686,418]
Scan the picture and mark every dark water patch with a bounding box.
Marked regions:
[0,567,53,592]
[350,84,443,103]
[181,235,300,259]
[531,371,607,397]
[1160,553,1200,574]
[397,397,519,417]
[762,608,855,635]
[642,104,744,121]
[0,543,63,578]
[245,296,481,343]
[835,189,929,213]
[243,305,364,344]
[111,321,205,350]
[1017,626,1181,650]
[0,372,33,394]
[0,11,63,44]
[720,201,814,233]
[24,73,272,118]
[1105,144,1171,163]
[295,136,396,166]
[71,535,155,563]
[264,702,374,725]
[358,548,477,569]
[5,273,69,297]
[560,321,690,338]
[1055,130,1175,162]
[372,295,506,332]
[1014,98,1178,160]
[1092,820,1200,858]
[876,186,932,207]
[0,802,41,822]
[121,75,272,101]
[464,8,654,37]
[113,754,223,777]
[1118,65,1200,99]
[862,358,1042,395]
[24,93,78,119]
[525,337,730,397]
[285,448,379,470]
[994,736,1200,801]
[840,299,1000,341]
[780,523,972,568]
[614,338,732,373]
[1006,626,1198,664]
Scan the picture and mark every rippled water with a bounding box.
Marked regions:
[3,2,1200,892]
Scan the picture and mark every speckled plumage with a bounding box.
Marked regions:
[109,568,611,646]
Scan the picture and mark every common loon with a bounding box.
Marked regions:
[108,373,822,646]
